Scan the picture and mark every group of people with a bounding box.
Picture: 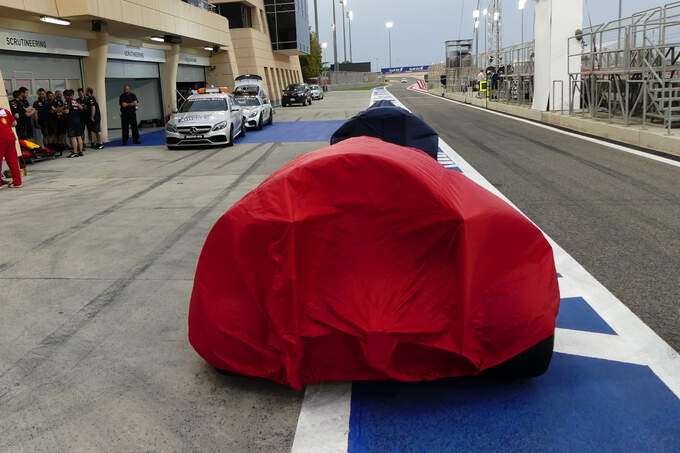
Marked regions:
[476,69,501,99]
[9,86,104,159]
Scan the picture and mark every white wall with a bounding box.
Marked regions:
[532,0,583,111]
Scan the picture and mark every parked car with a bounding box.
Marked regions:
[310,84,324,100]
[235,95,273,130]
[233,74,270,103]
[282,83,312,107]
[165,87,245,149]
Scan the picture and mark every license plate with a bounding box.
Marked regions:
[290,97,296,101]
[185,135,204,139]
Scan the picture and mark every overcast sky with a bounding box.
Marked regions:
[306,0,672,70]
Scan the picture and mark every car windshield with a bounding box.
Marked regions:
[235,97,261,107]
[234,85,259,95]
[180,98,227,112]
[287,84,305,91]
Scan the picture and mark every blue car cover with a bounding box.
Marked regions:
[330,104,439,159]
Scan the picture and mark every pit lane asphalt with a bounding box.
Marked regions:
[389,81,680,352]
[0,90,370,452]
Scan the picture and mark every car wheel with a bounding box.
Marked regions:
[239,120,247,137]
[226,125,234,147]
[257,116,263,130]
[267,110,273,125]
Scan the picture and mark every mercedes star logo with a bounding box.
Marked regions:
[189,127,198,135]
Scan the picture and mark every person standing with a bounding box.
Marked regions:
[52,90,67,153]
[18,87,36,139]
[63,90,84,158]
[33,88,52,149]
[491,68,500,100]
[0,106,22,189]
[85,87,104,149]
[476,70,486,98]
[9,91,27,139]
[119,85,140,145]
[77,88,88,145]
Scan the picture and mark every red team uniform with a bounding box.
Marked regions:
[0,107,22,188]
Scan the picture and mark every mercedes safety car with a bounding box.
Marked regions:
[165,87,245,149]
[234,95,273,130]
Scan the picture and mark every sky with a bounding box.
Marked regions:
[306,0,674,70]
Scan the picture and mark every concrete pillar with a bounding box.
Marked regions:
[84,32,109,141]
[272,67,282,104]
[161,44,180,118]
[207,49,239,91]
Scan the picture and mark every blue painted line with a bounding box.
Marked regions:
[557,297,616,335]
[238,120,345,143]
[106,129,166,147]
[348,353,680,453]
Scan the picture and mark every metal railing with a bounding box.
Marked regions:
[182,0,216,13]
[567,1,680,131]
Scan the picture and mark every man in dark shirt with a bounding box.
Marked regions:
[85,87,104,149]
[51,90,67,152]
[77,88,88,143]
[9,91,27,139]
[119,85,140,145]
[18,87,35,139]
[63,89,84,158]
[33,88,52,148]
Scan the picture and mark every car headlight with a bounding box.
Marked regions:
[166,123,177,133]
[248,110,259,118]
[212,121,227,131]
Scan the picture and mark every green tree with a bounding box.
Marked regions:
[299,33,322,80]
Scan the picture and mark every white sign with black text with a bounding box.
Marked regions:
[0,28,88,56]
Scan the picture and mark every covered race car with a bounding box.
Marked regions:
[330,103,439,159]
[188,136,560,390]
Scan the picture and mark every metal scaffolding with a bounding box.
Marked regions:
[567,1,680,132]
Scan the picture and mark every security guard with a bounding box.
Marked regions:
[119,85,140,145]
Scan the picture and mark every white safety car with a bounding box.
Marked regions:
[310,84,324,100]
[165,87,245,149]
[235,95,273,130]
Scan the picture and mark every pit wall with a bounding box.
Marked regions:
[429,90,680,158]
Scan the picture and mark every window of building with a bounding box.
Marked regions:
[216,2,253,29]
[264,0,310,53]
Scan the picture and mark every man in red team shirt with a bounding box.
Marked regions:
[0,106,22,189]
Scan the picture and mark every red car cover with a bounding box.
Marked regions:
[189,136,560,389]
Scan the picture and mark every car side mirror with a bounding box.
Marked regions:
[172,108,178,114]
[232,106,240,111]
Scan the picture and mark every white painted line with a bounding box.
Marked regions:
[291,382,352,453]
[554,328,647,366]
[415,89,680,169]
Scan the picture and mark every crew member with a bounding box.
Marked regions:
[77,88,88,144]
[119,85,140,145]
[33,88,52,148]
[85,87,104,150]
[51,90,67,153]
[0,106,22,189]
[9,91,24,139]
[63,90,84,158]
[18,87,36,138]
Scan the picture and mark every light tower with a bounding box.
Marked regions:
[486,0,502,68]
